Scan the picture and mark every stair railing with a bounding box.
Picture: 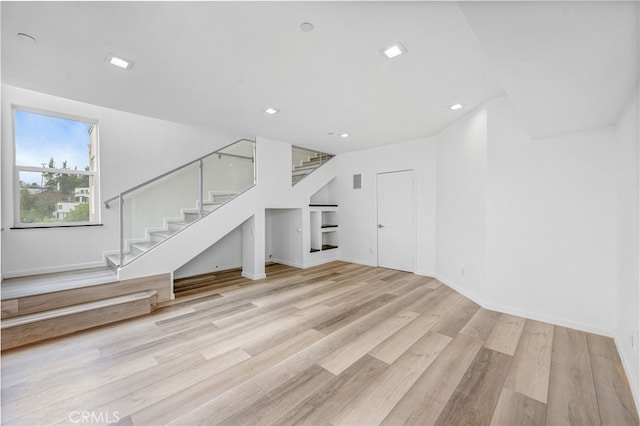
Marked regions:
[104,138,256,268]
[291,146,335,186]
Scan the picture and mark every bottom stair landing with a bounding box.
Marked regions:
[1,268,171,350]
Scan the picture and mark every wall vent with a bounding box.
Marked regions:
[353,174,362,189]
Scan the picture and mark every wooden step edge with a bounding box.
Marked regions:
[1,290,158,329]
[2,275,119,302]
[1,290,158,351]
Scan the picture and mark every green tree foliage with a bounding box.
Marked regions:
[19,157,91,223]
[64,202,89,222]
[43,157,57,190]
[19,185,58,223]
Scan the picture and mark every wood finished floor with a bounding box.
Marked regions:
[2,261,638,426]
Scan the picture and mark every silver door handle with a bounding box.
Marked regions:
[378,224,385,228]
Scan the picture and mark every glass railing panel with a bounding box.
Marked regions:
[120,162,200,265]
[112,138,256,267]
[291,146,334,186]
[201,140,255,212]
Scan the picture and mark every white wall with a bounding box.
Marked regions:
[336,137,437,275]
[341,97,616,337]
[484,97,617,335]
[430,98,617,335]
[269,209,304,268]
[173,225,243,279]
[1,84,245,276]
[436,107,488,300]
[615,93,640,406]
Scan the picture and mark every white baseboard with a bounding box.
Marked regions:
[337,256,377,267]
[301,257,340,269]
[435,273,615,337]
[271,258,304,269]
[614,333,640,414]
[415,270,436,278]
[241,271,267,280]
[3,260,107,279]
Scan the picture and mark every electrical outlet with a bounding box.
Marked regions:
[461,267,465,277]
[632,332,638,351]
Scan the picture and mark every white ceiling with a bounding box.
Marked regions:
[2,1,637,153]
[460,1,639,139]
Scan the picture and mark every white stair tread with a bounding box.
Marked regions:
[130,241,159,251]
[150,230,176,238]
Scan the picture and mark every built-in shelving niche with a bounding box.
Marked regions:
[309,179,338,257]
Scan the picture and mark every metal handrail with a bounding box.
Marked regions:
[104,138,255,208]
[110,137,256,269]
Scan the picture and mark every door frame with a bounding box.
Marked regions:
[376,169,417,272]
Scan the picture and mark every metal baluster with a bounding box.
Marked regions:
[198,160,204,218]
[119,193,124,267]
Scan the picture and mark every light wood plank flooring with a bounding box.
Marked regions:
[2,261,638,425]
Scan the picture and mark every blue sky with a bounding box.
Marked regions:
[15,110,92,184]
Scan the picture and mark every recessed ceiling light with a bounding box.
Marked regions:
[105,53,134,70]
[265,107,279,115]
[382,42,407,59]
[449,103,464,110]
[17,32,36,43]
[300,22,314,32]
[340,133,350,138]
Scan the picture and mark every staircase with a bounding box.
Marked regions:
[1,140,339,350]
[292,149,334,185]
[1,268,169,350]
[106,191,241,269]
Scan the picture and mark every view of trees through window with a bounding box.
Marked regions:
[15,109,98,225]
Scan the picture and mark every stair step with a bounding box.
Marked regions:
[183,212,201,222]
[168,221,189,231]
[130,241,158,253]
[293,164,321,173]
[3,272,170,319]
[1,267,117,300]
[210,193,238,203]
[150,230,176,241]
[202,203,222,212]
[1,290,158,350]
[106,252,138,268]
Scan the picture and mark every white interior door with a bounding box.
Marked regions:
[377,170,415,272]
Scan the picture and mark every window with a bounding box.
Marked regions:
[14,108,99,227]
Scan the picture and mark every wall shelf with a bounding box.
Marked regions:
[310,205,338,254]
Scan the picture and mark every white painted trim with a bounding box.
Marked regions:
[435,273,615,337]
[169,270,176,300]
[302,257,339,269]
[337,256,377,267]
[415,270,436,278]
[271,258,304,269]
[2,260,107,279]
[615,333,640,414]
[241,271,267,280]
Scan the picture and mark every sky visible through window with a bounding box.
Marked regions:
[15,110,91,185]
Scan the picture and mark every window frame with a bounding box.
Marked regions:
[12,105,101,228]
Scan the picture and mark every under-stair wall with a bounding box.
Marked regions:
[116,137,338,281]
